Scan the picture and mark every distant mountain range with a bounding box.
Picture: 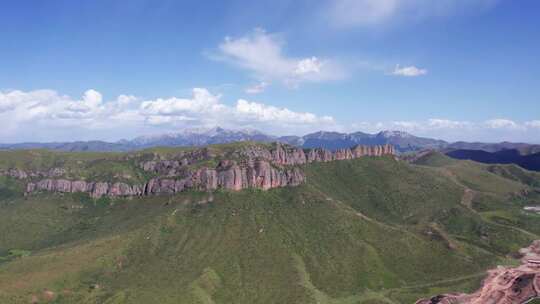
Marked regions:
[0,127,276,152]
[1,126,539,158]
[276,130,448,153]
[446,149,540,171]
[445,141,540,155]
[0,127,448,153]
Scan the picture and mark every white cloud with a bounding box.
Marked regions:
[348,118,540,143]
[235,99,334,124]
[484,118,523,130]
[0,87,336,141]
[294,57,323,75]
[215,28,344,86]
[525,120,540,128]
[138,88,335,128]
[391,64,427,77]
[0,88,537,144]
[117,94,137,105]
[0,89,63,113]
[245,82,269,94]
[83,89,102,107]
[385,118,527,132]
[326,0,499,28]
[140,88,226,117]
[391,121,422,130]
[427,119,472,129]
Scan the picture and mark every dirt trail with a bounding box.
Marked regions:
[439,168,539,239]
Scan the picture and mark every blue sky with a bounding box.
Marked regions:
[0,0,539,143]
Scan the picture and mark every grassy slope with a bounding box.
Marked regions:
[0,152,539,303]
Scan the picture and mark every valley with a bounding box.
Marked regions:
[0,144,539,303]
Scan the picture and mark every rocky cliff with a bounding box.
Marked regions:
[0,167,66,180]
[416,240,540,304]
[15,143,394,198]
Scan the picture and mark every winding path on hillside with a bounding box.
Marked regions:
[439,167,539,239]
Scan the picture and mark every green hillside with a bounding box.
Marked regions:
[0,150,539,303]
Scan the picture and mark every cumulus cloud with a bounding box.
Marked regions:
[139,88,334,129]
[294,57,323,75]
[0,88,335,142]
[391,64,427,77]
[484,118,523,130]
[0,88,537,143]
[326,0,499,28]
[140,88,226,117]
[0,89,63,114]
[214,28,344,86]
[235,99,334,124]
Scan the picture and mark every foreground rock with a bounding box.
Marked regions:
[18,143,395,198]
[416,240,540,304]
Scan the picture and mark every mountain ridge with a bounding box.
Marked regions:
[0,127,445,153]
[447,149,540,172]
[1,148,540,303]
[2,127,539,160]
[1,142,395,198]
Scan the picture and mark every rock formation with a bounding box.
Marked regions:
[25,160,305,198]
[0,167,65,179]
[416,240,540,304]
[18,143,395,198]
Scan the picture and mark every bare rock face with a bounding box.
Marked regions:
[306,148,334,162]
[26,179,144,198]
[270,143,307,165]
[92,182,109,198]
[23,143,394,198]
[109,182,143,197]
[142,159,304,194]
[0,168,28,179]
[217,160,245,191]
[0,167,67,179]
[71,181,90,193]
[416,240,540,304]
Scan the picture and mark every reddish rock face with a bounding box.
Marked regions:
[217,161,245,191]
[270,143,307,165]
[71,181,89,192]
[92,182,109,198]
[416,240,540,304]
[23,143,394,198]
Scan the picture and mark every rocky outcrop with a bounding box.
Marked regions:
[2,168,28,179]
[139,148,212,176]
[139,143,395,176]
[26,159,304,198]
[23,143,394,198]
[26,179,143,198]
[0,167,66,180]
[416,240,540,304]
[250,143,394,165]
